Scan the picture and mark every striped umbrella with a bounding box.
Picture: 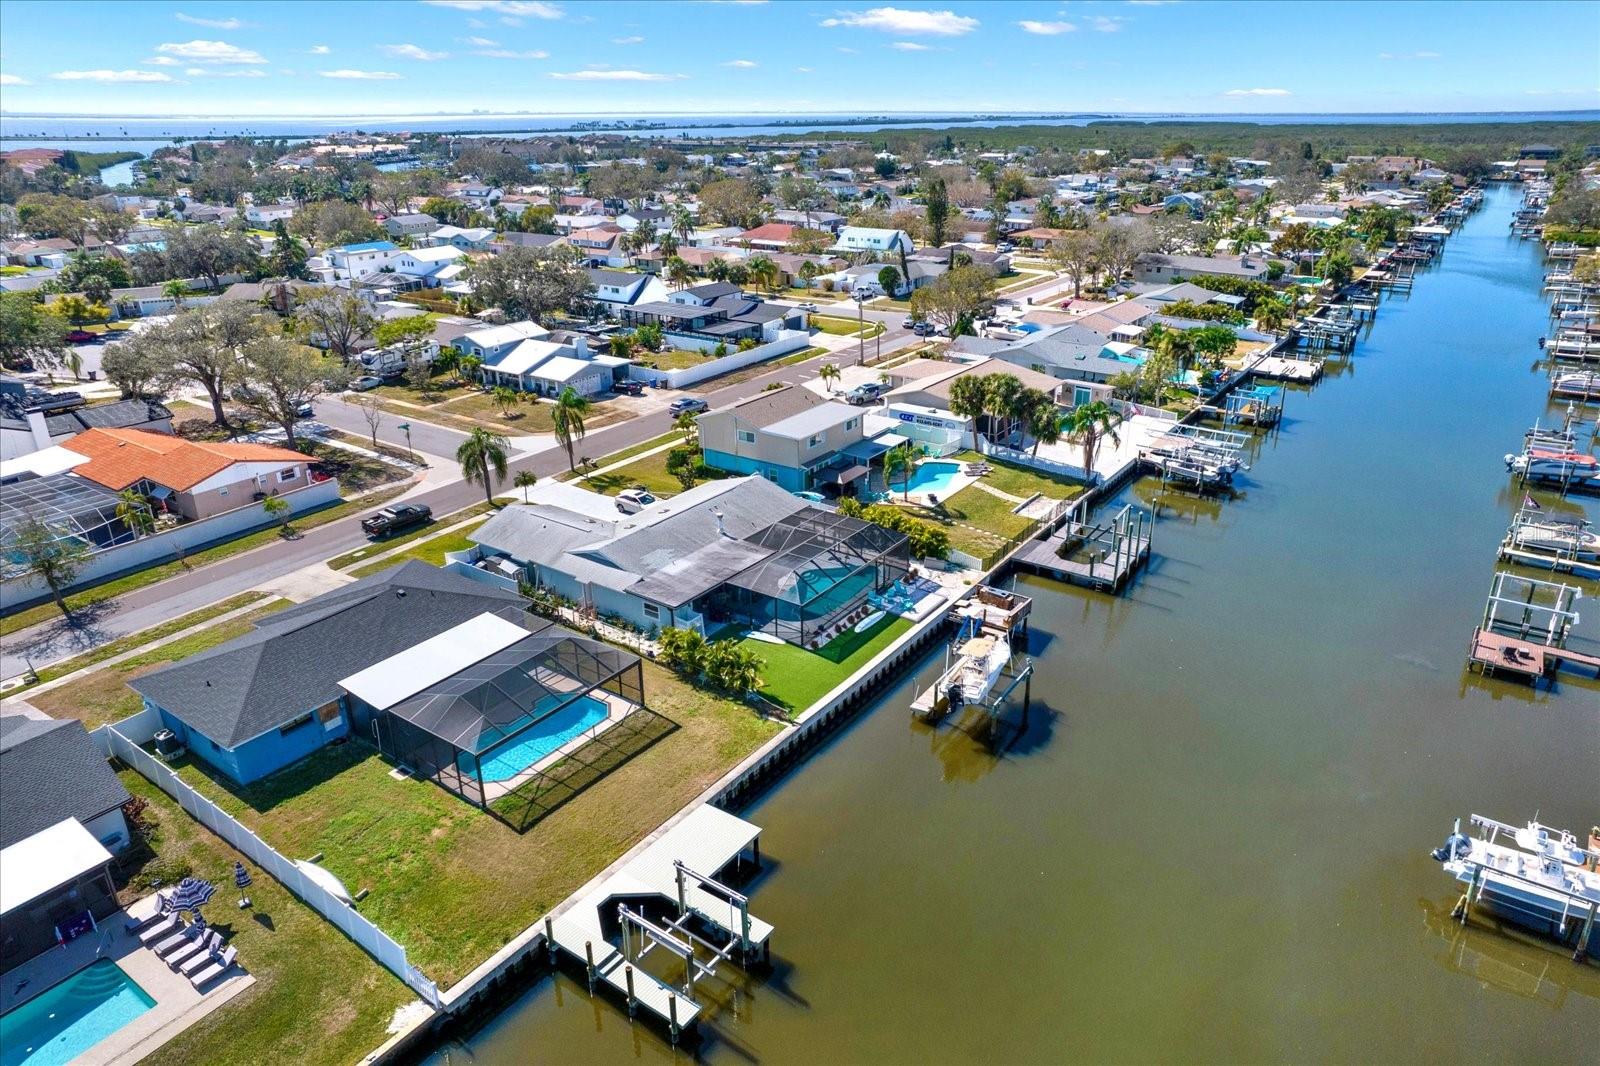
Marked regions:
[168,876,216,915]
[233,861,253,909]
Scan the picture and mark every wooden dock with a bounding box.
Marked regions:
[1467,627,1600,682]
[1250,355,1323,383]
[1013,505,1152,592]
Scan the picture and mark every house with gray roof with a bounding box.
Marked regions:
[1134,253,1272,285]
[129,562,531,785]
[697,384,873,492]
[956,324,1135,386]
[0,713,131,852]
[1,395,172,462]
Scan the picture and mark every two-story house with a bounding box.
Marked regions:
[697,385,871,493]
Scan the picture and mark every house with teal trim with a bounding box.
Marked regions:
[697,385,871,493]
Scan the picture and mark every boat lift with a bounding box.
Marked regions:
[1466,572,1600,684]
[1497,507,1600,579]
[911,602,1034,738]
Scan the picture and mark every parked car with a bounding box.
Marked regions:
[361,503,432,538]
[64,329,98,344]
[901,315,915,328]
[615,488,659,514]
[912,321,938,336]
[796,302,818,312]
[792,490,827,504]
[612,380,645,396]
[294,400,314,418]
[668,397,709,416]
[845,382,886,406]
[349,375,384,392]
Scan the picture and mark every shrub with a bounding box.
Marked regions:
[842,500,950,560]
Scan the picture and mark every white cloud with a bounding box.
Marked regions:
[795,65,813,72]
[1086,16,1125,32]
[320,69,402,79]
[0,73,28,85]
[175,12,245,29]
[1018,20,1074,35]
[309,45,331,54]
[184,67,267,77]
[156,40,267,64]
[421,1,563,17]
[51,69,176,82]
[1224,87,1291,97]
[724,59,758,68]
[1378,50,1441,60]
[890,41,931,51]
[382,44,449,60]
[548,68,685,81]
[476,49,549,58]
[462,36,498,46]
[821,7,979,36]
[144,56,181,66]
[612,35,644,44]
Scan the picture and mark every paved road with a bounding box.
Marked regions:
[1,328,924,679]
[312,392,469,458]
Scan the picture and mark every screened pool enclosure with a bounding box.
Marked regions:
[351,623,646,814]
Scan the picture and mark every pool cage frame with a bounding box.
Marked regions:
[719,508,911,646]
[363,627,647,822]
[0,474,142,578]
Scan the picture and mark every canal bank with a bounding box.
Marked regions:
[424,185,1598,1064]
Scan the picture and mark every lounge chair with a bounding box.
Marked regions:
[188,946,238,989]
[169,930,221,971]
[178,935,226,976]
[136,913,180,945]
[124,902,168,936]
[152,922,200,958]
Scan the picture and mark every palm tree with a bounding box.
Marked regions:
[671,205,695,244]
[513,469,538,503]
[983,373,1024,446]
[883,441,919,500]
[1022,389,1061,458]
[1254,295,1291,334]
[948,374,989,453]
[665,256,693,290]
[747,255,779,292]
[457,353,483,385]
[161,278,188,308]
[673,409,699,446]
[1155,327,1198,377]
[115,489,156,537]
[818,362,841,393]
[457,427,511,508]
[707,258,731,283]
[491,385,520,419]
[1066,400,1120,483]
[551,386,591,471]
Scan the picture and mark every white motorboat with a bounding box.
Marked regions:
[1505,448,1600,486]
[1509,513,1600,561]
[958,635,1011,704]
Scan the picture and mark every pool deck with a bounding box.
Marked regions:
[0,892,253,1066]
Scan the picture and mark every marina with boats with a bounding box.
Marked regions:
[425,184,1597,1065]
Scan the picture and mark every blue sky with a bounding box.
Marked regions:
[1,1,1596,117]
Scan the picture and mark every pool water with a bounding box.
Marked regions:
[464,695,609,783]
[900,460,962,495]
[0,960,155,1066]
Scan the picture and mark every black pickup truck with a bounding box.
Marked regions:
[360,503,432,538]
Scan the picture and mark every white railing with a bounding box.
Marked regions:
[102,724,440,1007]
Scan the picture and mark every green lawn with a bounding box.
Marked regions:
[634,348,715,370]
[729,615,912,713]
[369,377,475,406]
[28,600,291,730]
[579,448,723,498]
[23,592,270,686]
[347,518,491,579]
[556,431,680,482]
[117,773,415,1066]
[953,450,1087,500]
[811,313,884,338]
[165,662,779,984]
[436,392,627,436]
[0,486,408,638]
[326,501,500,570]
[300,440,411,495]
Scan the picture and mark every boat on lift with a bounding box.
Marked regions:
[1431,815,1600,959]
[1505,448,1600,487]
[1508,510,1600,561]
[957,635,1011,704]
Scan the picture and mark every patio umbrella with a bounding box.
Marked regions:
[168,876,216,915]
[233,861,253,909]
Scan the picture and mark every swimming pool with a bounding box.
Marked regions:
[901,460,962,495]
[0,960,155,1066]
[464,695,610,783]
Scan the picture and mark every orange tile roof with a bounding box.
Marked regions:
[63,428,309,492]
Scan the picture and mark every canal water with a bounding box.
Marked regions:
[427,185,1598,1064]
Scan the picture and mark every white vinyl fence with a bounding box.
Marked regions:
[103,724,440,1007]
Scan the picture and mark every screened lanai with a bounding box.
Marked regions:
[353,623,645,809]
[0,473,139,577]
[723,509,910,645]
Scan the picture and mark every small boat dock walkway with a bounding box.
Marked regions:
[1013,503,1152,592]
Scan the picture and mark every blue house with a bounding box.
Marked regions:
[696,385,874,494]
[129,562,528,785]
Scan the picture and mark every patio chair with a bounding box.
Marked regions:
[135,912,180,945]
[178,934,227,976]
[169,930,221,971]
[152,921,200,958]
[188,946,239,989]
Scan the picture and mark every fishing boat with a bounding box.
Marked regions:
[1507,511,1600,561]
[1431,815,1600,959]
[1505,448,1600,488]
[957,635,1011,704]
[1550,370,1600,403]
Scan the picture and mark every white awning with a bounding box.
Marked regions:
[338,612,530,711]
[0,818,113,917]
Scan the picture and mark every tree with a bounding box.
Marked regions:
[1066,400,1120,483]
[1094,220,1154,286]
[49,294,107,326]
[673,409,700,446]
[698,179,765,228]
[1138,345,1177,406]
[983,373,1026,445]
[100,330,169,398]
[818,362,841,393]
[1254,295,1292,334]
[1025,390,1062,457]
[924,177,950,248]
[1048,229,1100,297]
[948,373,989,453]
[268,221,310,279]
[373,314,435,348]
[290,199,384,246]
[357,396,384,449]
[491,384,520,418]
[165,302,266,425]
[514,469,538,504]
[295,289,375,364]
[13,519,89,617]
[465,244,593,321]
[551,386,591,471]
[746,254,780,291]
[235,335,345,448]
[115,489,156,537]
[883,441,918,500]
[1188,325,1238,366]
[665,256,694,290]
[458,353,482,384]
[908,264,995,337]
[456,427,510,508]
[164,223,259,291]
[876,265,901,298]
[657,627,709,677]
[0,293,68,373]
[261,493,292,535]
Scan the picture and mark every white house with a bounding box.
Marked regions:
[424,225,495,251]
[588,268,669,317]
[244,203,295,225]
[393,245,466,284]
[478,334,621,397]
[456,320,551,363]
[833,226,914,256]
[324,240,400,280]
